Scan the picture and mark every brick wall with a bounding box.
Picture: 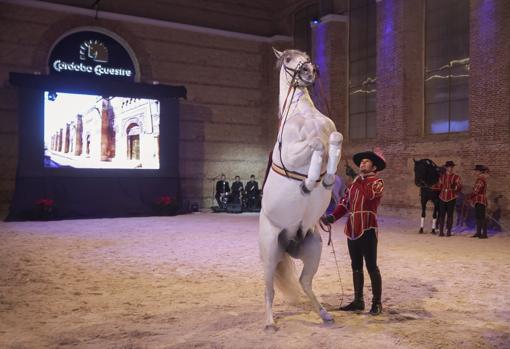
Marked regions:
[1,0,509,223]
[335,0,510,227]
[0,2,284,214]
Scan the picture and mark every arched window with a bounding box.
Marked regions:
[425,0,470,134]
[349,0,377,139]
[126,123,140,160]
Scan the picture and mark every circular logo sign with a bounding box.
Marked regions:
[49,31,136,80]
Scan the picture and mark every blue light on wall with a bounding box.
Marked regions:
[479,0,496,44]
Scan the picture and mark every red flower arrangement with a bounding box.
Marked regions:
[155,195,172,206]
[33,198,56,220]
[34,198,55,207]
[154,195,178,216]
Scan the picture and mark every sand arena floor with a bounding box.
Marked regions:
[0,212,509,349]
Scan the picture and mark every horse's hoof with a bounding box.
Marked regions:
[300,181,312,195]
[322,174,335,189]
[264,324,279,332]
[320,309,334,323]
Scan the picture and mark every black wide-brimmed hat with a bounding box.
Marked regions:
[473,164,490,172]
[353,148,386,172]
[444,160,456,167]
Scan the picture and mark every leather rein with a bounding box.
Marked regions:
[275,59,329,182]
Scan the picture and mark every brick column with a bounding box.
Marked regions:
[402,0,425,138]
[469,0,510,140]
[311,14,349,135]
[375,0,406,142]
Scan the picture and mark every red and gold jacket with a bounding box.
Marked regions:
[470,175,488,206]
[330,173,384,240]
[438,172,462,202]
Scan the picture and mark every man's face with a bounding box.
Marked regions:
[445,166,453,174]
[359,158,376,174]
[250,176,255,181]
[221,175,225,181]
[235,176,240,181]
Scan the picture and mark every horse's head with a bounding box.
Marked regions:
[273,48,317,87]
[414,158,440,187]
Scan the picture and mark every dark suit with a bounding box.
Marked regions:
[215,180,230,207]
[231,181,244,204]
[245,180,259,208]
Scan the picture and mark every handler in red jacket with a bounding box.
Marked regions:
[322,149,385,315]
[438,161,462,237]
[470,165,489,239]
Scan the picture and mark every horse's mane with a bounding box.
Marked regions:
[275,49,311,71]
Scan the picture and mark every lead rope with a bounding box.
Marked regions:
[319,219,344,308]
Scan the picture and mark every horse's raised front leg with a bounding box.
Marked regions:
[299,230,334,323]
[301,138,324,194]
[323,132,343,189]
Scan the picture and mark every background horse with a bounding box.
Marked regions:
[259,48,342,329]
[413,159,442,234]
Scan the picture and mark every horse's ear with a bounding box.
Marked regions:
[272,47,283,59]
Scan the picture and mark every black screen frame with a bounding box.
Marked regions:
[7,73,186,220]
[10,73,186,179]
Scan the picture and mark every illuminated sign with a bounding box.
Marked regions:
[49,31,136,80]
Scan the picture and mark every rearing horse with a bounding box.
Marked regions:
[259,49,343,329]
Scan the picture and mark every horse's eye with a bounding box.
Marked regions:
[285,57,291,63]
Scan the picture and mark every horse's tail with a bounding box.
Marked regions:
[274,253,304,304]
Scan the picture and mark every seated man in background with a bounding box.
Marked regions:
[215,174,230,208]
[245,174,260,209]
[231,175,244,204]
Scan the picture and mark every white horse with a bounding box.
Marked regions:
[259,48,343,329]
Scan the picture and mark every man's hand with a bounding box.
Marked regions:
[320,214,335,225]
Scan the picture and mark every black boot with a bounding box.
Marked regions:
[472,222,481,238]
[368,267,382,315]
[480,219,488,239]
[370,302,382,315]
[340,270,365,311]
[419,227,424,234]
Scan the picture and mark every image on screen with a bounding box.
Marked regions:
[44,91,160,169]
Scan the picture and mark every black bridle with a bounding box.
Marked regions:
[282,60,317,88]
[276,58,323,179]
